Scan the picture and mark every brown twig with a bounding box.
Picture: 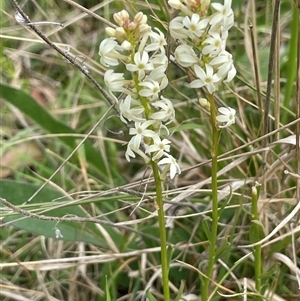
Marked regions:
[0,197,162,243]
[249,21,263,118]
[263,0,281,144]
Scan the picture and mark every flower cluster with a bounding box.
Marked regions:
[169,0,236,128]
[99,10,180,179]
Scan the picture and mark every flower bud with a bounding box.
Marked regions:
[168,0,183,10]
[134,12,144,24]
[128,21,137,32]
[115,27,127,41]
[139,24,151,34]
[199,98,210,109]
[200,0,211,14]
[106,27,116,37]
[121,40,132,51]
[114,10,129,26]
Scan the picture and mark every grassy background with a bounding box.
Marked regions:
[1,0,299,300]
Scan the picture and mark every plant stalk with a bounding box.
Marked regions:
[202,93,219,301]
[151,161,170,301]
[251,184,262,300]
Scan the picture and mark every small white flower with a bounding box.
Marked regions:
[119,95,145,123]
[158,153,181,179]
[139,79,161,101]
[210,0,234,31]
[216,107,236,128]
[99,38,127,67]
[150,96,175,123]
[223,64,236,83]
[145,28,167,52]
[125,137,151,163]
[146,136,171,160]
[104,69,125,92]
[125,137,136,161]
[129,120,157,149]
[145,60,168,90]
[190,64,221,94]
[209,50,231,71]
[146,68,169,90]
[169,16,187,40]
[174,45,198,67]
[209,50,236,82]
[150,53,168,69]
[126,51,154,80]
[182,14,209,39]
[202,32,224,56]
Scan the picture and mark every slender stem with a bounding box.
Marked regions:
[202,93,219,301]
[151,161,170,300]
[251,184,262,300]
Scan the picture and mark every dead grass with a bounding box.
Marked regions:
[1,0,299,300]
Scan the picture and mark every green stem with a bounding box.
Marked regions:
[251,184,262,299]
[151,161,170,301]
[202,93,219,301]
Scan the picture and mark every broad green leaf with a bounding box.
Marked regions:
[0,82,121,181]
[0,180,120,247]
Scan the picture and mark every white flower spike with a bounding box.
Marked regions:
[99,9,179,180]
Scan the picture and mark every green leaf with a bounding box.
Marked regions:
[249,220,265,243]
[269,230,300,255]
[105,276,112,301]
[0,180,116,247]
[282,5,298,124]
[174,281,185,301]
[167,245,173,270]
[146,290,158,301]
[0,82,120,181]
[215,241,230,261]
[201,217,211,239]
